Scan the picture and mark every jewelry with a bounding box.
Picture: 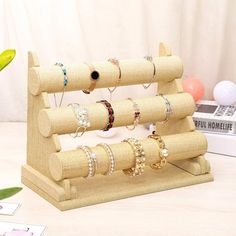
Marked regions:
[107,58,121,95]
[142,56,156,89]
[83,63,100,94]
[97,100,114,131]
[126,98,140,130]
[122,138,146,176]
[78,145,97,178]
[68,103,90,137]
[148,131,168,169]
[97,143,115,175]
[54,62,68,107]
[160,95,172,123]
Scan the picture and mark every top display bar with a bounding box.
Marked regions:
[28,55,183,96]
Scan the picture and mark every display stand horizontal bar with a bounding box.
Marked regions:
[38,93,195,137]
[29,56,183,95]
[49,131,207,181]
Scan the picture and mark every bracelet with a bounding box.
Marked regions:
[148,132,168,169]
[126,98,140,130]
[78,145,97,178]
[160,95,172,123]
[83,63,100,94]
[97,100,114,131]
[142,56,156,89]
[97,143,115,175]
[122,138,146,176]
[107,58,121,94]
[68,103,90,137]
[54,62,68,107]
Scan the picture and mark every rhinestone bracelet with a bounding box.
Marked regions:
[78,145,97,178]
[97,100,115,131]
[97,143,115,176]
[68,103,90,137]
[148,131,169,169]
[122,138,146,177]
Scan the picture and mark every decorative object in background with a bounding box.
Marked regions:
[0,202,20,216]
[0,50,22,201]
[4,228,33,236]
[193,100,236,135]
[0,49,16,71]
[213,80,236,106]
[183,76,205,102]
[0,222,46,236]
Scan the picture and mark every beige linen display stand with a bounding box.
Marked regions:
[21,43,213,211]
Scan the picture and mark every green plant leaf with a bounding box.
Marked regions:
[0,49,16,72]
[0,187,22,200]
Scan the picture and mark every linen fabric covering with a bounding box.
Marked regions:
[0,0,235,121]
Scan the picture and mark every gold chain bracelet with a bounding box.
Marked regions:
[122,138,146,176]
[148,132,169,169]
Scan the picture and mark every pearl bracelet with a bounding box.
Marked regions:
[97,143,115,176]
[78,145,97,178]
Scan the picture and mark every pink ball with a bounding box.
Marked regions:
[183,77,205,102]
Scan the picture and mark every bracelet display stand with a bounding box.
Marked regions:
[21,43,213,211]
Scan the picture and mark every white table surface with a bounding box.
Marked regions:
[0,122,236,236]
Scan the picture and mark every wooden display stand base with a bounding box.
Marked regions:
[22,43,213,211]
[22,164,213,211]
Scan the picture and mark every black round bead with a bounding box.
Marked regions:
[91,71,99,80]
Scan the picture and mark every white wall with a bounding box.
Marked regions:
[0,0,235,121]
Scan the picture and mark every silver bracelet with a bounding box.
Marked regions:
[97,143,115,176]
[160,95,172,122]
[68,103,90,137]
[142,56,156,89]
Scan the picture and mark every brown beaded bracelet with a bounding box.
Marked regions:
[97,100,115,131]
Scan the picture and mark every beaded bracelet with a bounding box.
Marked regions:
[148,131,168,169]
[122,138,146,176]
[126,98,141,130]
[54,62,68,107]
[97,100,114,131]
[83,63,100,94]
[142,56,156,89]
[97,143,115,176]
[78,145,97,178]
[68,103,90,137]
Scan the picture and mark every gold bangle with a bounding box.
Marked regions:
[148,132,168,169]
[126,98,140,130]
[107,58,121,93]
[97,143,115,176]
[83,63,100,94]
[122,138,146,176]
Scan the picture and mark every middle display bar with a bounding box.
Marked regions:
[38,93,195,137]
